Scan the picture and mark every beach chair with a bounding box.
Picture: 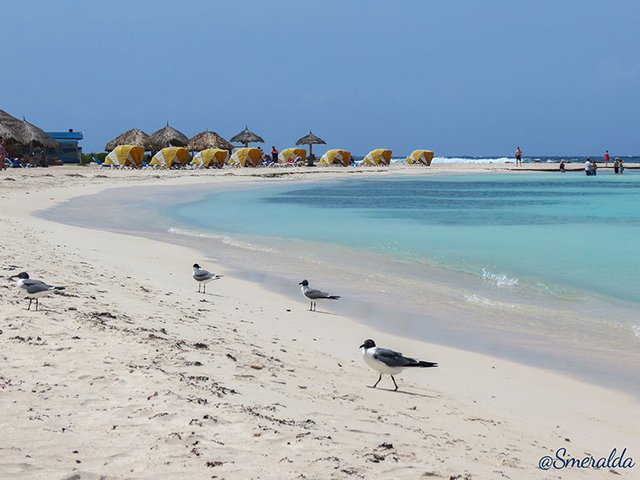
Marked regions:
[92,156,112,168]
[9,158,24,168]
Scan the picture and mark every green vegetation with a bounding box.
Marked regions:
[80,152,107,165]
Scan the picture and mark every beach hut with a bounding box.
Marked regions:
[105,128,151,151]
[188,131,234,152]
[104,145,145,168]
[406,150,434,166]
[278,148,307,164]
[295,131,326,157]
[151,146,190,168]
[227,147,263,167]
[191,148,228,168]
[149,123,189,151]
[362,148,392,166]
[230,127,265,148]
[319,149,352,167]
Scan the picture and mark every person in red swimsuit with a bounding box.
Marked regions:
[604,150,610,167]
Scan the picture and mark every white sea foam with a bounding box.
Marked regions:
[390,156,513,164]
[481,268,519,287]
[168,227,277,254]
[633,325,640,338]
[465,294,516,310]
[168,227,225,240]
[432,156,513,164]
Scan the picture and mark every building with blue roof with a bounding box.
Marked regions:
[47,129,83,163]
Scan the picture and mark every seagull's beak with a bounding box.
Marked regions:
[298,282,303,285]
[359,343,365,349]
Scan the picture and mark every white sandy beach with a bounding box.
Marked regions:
[1,164,638,480]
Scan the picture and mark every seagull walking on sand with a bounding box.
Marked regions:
[298,279,340,311]
[10,272,65,311]
[193,263,222,293]
[359,339,438,391]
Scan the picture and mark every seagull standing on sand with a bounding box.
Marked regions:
[10,272,65,311]
[359,339,438,391]
[298,279,340,311]
[192,264,222,293]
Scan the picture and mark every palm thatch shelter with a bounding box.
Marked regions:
[230,126,264,148]
[188,130,234,151]
[0,121,22,144]
[18,118,58,149]
[295,131,326,156]
[105,128,152,151]
[0,109,24,143]
[149,123,189,151]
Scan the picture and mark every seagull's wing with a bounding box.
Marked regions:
[193,269,213,281]
[23,282,54,294]
[373,347,419,367]
[304,288,332,299]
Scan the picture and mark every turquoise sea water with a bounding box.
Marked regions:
[44,171,640,394]
[170,173,640,306]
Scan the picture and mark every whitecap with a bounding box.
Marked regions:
[481,268,519,287]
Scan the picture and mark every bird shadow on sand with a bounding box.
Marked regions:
[307,310,339,316]
[197,292,225,298]
[366,386,437,398]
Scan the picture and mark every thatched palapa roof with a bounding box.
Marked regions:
[150,123,189,151]
[295,131,326,146]
[18,118,58,148]
[188,130,234,151]
[230,126,264,147]
[295,131,326,156]
[105,128,151,151]
[0,109,24,143]
[0,122,22,144]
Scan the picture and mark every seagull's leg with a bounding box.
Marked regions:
[198,284,201,293]
[35,298,39,311]
[203,284,206,294]
[391,375,399,391]
[309,301,312,311]
[27,298,32,310]
[372,374,382,388]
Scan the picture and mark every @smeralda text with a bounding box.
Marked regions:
[538,448,635,470]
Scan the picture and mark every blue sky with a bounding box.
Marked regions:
[1,0,638,156]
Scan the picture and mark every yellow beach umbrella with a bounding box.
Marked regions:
[406,150,434,166]
[319,149,352,167]
[362,148,392,166]
[150,146,189,168]
[191,148,228,168]
[278,148,307,164]
[227,147,263,167]
[104,145,145,167]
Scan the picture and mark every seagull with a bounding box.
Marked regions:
[192,263,222,293]
[10,272,65,311]
[359,339,438,391]
[298,279,340,311]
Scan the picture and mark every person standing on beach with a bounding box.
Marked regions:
[604,149,610,167]
[590,159,598,176]
[585,158,592,176]
[619,159,625,174]
[271,146,278,163]
[0,138,6,170]
[613,159,620,174]
[515,146,522,166]
[559,160,566,173]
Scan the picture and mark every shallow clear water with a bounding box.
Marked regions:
[170,172,640,306]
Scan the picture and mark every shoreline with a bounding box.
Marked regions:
[1,165,638,479]
[42,175,640,397]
